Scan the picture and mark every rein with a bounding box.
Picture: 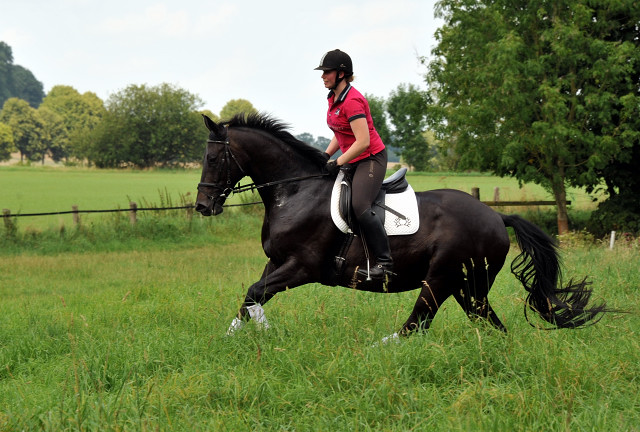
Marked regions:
[197,138,329,201]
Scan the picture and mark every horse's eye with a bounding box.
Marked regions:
[207,154,217,166]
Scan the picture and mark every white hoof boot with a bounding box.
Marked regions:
[247,304,270,330]
[380,332,400,344]
[226,317,245,336]
[371,332,401,348]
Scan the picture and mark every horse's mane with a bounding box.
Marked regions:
[223,112,328,167]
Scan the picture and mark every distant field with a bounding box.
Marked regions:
[0,166,599,230]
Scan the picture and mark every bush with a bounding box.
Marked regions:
[587,194,640,237]
[514,208,592,236]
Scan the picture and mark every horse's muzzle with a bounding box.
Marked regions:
[195,194,225,216]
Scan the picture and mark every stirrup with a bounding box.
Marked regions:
[357,261,395,281]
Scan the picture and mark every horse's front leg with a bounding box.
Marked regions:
[226,258,310,335]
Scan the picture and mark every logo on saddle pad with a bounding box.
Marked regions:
[330,168,420,236]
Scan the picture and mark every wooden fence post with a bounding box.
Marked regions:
[493,187,500,202]
[72,205,80,226]
[2,209,16,235]
[129,202,137,225]
[2,208,10,225]
[471,187,480,200]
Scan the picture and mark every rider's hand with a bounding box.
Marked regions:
[325,159,341,176]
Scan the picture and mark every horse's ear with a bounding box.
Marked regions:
[202,114,221,134]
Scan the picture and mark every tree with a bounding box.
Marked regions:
[426,0,640,234]
[295,132,332,152]
[365,93,392,146]
[0,122,14,161]
[296,132,315,145]
[219,99,257,120]
[0,42,44,108]
[315,136,331,152]
[0,98,43,162]
[387,83,431,171]
[89,83,204,168]
[10,65,44,108]
[0,42,13,106]
[41,85,105,161]
[36,106,69,163]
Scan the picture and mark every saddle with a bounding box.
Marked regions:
[330,167,420,236]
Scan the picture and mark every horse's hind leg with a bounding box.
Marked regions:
[452,262,507,333]
[453,292,507,332]
[400,274,454,335]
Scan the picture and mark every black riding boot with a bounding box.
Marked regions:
[357,209,393,280]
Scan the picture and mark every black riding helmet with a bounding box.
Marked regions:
[314,49,353,89]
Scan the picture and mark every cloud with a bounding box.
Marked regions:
[0,28,32,49]
[98,2,238,41]
[99,4,190,38]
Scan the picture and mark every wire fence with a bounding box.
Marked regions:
[2,205,193,218]
[0,201,265,233]
[1,201,264,219]
[2,185,565,231]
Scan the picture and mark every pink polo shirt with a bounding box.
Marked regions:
[326,84,385,164]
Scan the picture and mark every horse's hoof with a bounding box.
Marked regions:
[371,332,400,347]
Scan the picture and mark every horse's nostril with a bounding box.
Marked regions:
[195,202,211,214]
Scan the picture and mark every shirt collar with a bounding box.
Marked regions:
[327,83,352,103]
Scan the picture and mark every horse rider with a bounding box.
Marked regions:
[316,49,393,280]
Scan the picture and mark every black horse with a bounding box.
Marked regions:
[196,113,606,338]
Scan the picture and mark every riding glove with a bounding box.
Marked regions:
[325,159,341,176]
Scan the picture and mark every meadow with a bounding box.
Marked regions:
[1,166,638,431]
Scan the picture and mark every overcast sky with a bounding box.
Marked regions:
[1,0,441,139]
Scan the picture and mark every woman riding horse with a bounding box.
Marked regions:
[196,113,608,338]
[316,49,393,281]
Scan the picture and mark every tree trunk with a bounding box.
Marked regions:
[551,164,570,235]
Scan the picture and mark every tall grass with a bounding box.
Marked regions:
[1,212,638,431]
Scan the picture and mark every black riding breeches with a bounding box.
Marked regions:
[350,149,388,219]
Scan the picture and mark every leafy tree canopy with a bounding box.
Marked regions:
[295,132,332,152]
[41,85,105,160]
[89,83,204,168]
[387,83,431,171]
[219,99,257,121]
[0,97,43,162]
[0,41,44,108]
[0,122,14,162]
[426,0,640,233]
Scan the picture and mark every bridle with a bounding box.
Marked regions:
[197,138,246,201]
[197,137,329,203]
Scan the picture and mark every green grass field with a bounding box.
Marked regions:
[1,166,635,430]
[1,216,639,429]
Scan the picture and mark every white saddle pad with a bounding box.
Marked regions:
[330,171,420,236]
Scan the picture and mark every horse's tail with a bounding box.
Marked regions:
[501,214,608,329]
